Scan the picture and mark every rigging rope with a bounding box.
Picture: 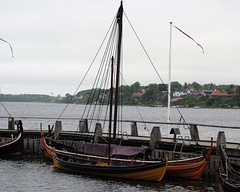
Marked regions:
[0,102,12,117]
[56,14,117,123]
[124,11,189,130]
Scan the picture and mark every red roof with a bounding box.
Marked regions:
[133,92,143,97]
[210,90,232,96]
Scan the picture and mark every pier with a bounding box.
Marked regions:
[1,117,240,177]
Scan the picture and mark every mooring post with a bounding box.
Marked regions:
[217,131,226,150]
[94,123,102,143]
[150,126,161,149]
[54,121,62,140]
[79,119,89,133]
[190,124,200,143]
[216,131,226,157]
[170,128,180,143]
[131,122,138,136]
[8,117,14,130]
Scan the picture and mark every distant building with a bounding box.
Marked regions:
[132,92,143,97]
[198,90,213,96]
[209,90,232,97]
[173,89,187,98]
[186,86,197,94]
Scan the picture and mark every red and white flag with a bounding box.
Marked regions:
[171,23,204,53]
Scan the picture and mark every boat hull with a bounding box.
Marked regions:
[166,137,213,180]
[219,145,240,191]
[53,153,168,182]
[0,122,24,156]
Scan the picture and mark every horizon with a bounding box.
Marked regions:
[0,81,238,97]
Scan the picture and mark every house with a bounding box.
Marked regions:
[198,90,213,96]
[173,89,187,98]
[132,92,143,97]
[209,90,232,97]
[186,86,197,94]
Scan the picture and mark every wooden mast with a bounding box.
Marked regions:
[113,1,123,143]
[108,56,114,165]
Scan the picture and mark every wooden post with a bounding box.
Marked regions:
[131,122,138,136]
[54,121,62,140]
[190,124,200,142]
[94,123,102,143]
[150,127,161,149]
[217,131,226,156]
[8,117,14,130]
[170,128,180,143]
[79,119,88,133]
[217,131,226,148]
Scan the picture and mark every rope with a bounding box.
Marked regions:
[124,12,165,85]
[56,14,117,123]
[0,102,12,117]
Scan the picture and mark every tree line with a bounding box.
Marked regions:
[63,81,240,108]
[1,81,240,108]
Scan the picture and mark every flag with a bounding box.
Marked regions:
[172,24,204,53]
[0,37,14,58]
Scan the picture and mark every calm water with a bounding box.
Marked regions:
[1,102,240,142]
[0,158,217,192]
[1,102,239,191]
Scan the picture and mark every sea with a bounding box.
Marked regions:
[1,102,240,191]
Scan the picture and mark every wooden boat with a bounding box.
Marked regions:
[52,149,168,181]
[219,144,240,191]
[41,119,212,181]
[0,120,24,156]
[41,126,155,166]
[42,1,168,182]
[166,137,213,180]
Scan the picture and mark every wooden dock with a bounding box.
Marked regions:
[0,117,240,178]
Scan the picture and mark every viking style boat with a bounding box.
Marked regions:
[219,144,240,191]
[0,120,24,156]
[41,127,212,180]
[43,1,168,181]
[52,149,167,182]
[166,137,213,180]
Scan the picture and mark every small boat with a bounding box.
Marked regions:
[0,120,24,156]
[219,144,240,191]
[166,137,213,180]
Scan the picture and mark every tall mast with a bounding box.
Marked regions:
[113,1,123,143]
[108,56,114,165]
[167,22,173,137]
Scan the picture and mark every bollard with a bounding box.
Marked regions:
[190,124,200,142]
[217,131,226,148]
[217,131,226,156]
[131,122,138,136]
[170,128,180,143]
[79,119,89,133]
[94,123,102,143]
[54,121,62,140]
[8,117,14,130]
[150,127,161,149]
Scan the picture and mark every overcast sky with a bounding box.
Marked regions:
[0,0,239,96]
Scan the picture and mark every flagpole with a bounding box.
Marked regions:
[167,22,172,138]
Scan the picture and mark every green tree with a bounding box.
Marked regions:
[191,82,201,91]
[171,81,182,92]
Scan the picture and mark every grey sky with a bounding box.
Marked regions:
[0,0,239,96]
